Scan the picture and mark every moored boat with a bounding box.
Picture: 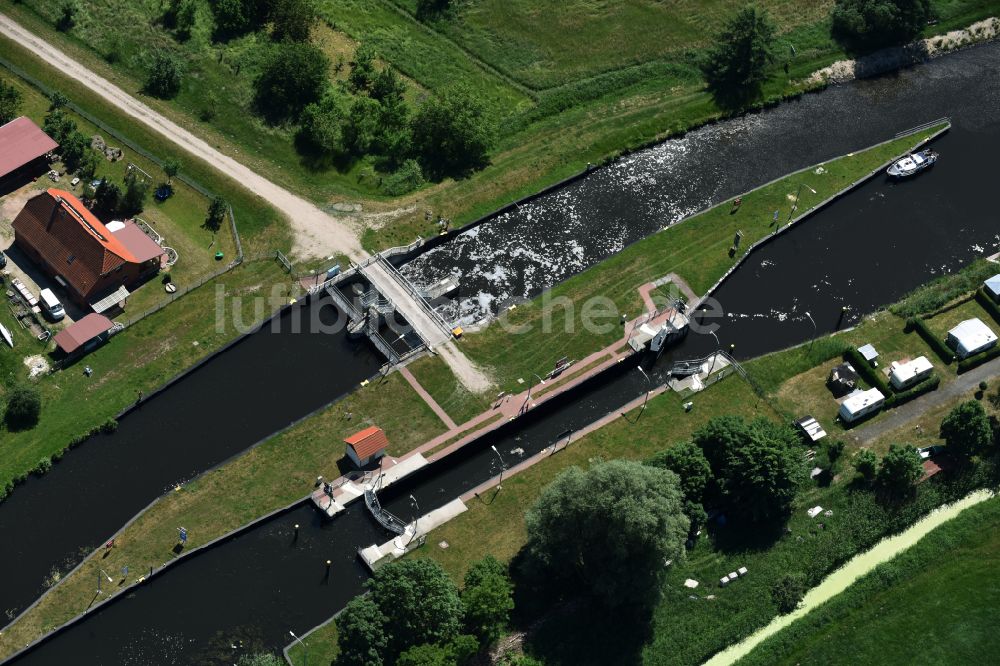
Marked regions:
[0,323,13,348]
[887,149,938,178]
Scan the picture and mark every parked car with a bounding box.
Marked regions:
[917,445,945,460]
[70,177,80,187]
[39,288,65,322]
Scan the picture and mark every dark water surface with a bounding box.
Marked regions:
[402,43,1000,326]
[8,43,1000,665]
[0,298,382,621]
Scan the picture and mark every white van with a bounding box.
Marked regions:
[39,288,65,321]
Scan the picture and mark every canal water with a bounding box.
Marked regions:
[11,109,1000,664]
[0,297,383,622]
[401,41,1000,327]
[6,42,1000,665]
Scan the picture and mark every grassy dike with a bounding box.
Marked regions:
[457,123,948,393]
[737,494,1000,666]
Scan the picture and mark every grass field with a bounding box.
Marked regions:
[738,494,1000,666]
[1,1,992,254]
[457,125,945,394]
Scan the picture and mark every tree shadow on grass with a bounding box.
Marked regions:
[705,513,785,556]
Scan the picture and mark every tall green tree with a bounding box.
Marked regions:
[254,42,328,122]
[701,6,776,107]
[940,400,992,462]
[525,459,689,608]
[693,416,805,522]
[832,0,932,50]
[60,131,91,173]
[0,80,23,125]
[146,53,183,99]
[121,171,150,216]
[411,85,496,178]
[461,555,513,645]
[5,384,41,430]
[854,448,879,482]
[95,179,122,214]
[56,0,78,32]
[43,108,78,145]
[367,559,465,660]
[297,93,347,158]
[647,441,712,503]
[877,443,923,497]
[270,0,314,42]
[335,595,388,666]
[205,195,228,231]
[349,43,378,93]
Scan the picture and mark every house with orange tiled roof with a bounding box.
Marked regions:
[345,426,388,467]
[11,189,165,311]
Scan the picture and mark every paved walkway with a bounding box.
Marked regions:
[399,367,457,430]
[852,356,1000,445]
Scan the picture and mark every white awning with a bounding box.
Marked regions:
[90,285,130,314]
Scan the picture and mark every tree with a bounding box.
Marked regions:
[371,67,406,105]
[701,6,776,107]
[205,195,228,231]
[297,93,347,158]
[367,559,464,660]
[95,179,122,214]
[382,159,425,196]
[525,459,689,609]
[175,0,198,40]
[211,0,255,37]
[5,384,42,430]
[335,595,388,666]
[693,416,805,522]
[236,654,284,666]
[270,0,314,42]
[163,158,181,183]
[121,171,150,216]
[344,96,383,155]
[647,441,712,503]
[146,53,183,99]
[43,109,78,145]
[832,0,932,51]
[940,400,992,461]
[771,572,807,613]
[461,555,513,645]
[77,150,100,182]
[49,90,69,111]
[349,43,378,93]
[854,448,879,481]
[60,131,91,173]
[57,0,79,32]
[412,85,496,179]
[877,443,923,496]
[254,42,329,122]
[0,80,23,125]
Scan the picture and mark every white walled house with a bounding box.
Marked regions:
[889,356,934,390]
[839,388,885,423]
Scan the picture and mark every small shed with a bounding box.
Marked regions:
[857,344,879,367]
[946,318,998,359]
[53,313,114,356]
[345,426,388,468]
[839,388,885,423]
[889,356,934,390]
[985,274,1000,302]
[827,362,859,397]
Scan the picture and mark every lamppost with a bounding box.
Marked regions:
[97,568,112,594]
[491,445,506,492]
[708,329,721,375]
[289,630,308,666]
[522,373,546,413]
[636,366,652,421]
[787,183,818,222]
[805,311,817,351]
[407,494,420,546]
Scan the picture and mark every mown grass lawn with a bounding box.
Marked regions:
[459,125,946,394]
[739,494,1000,666]
[405,354,493,426]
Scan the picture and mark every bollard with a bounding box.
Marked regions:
[325,559,332,581]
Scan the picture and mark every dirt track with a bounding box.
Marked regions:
[0,13,364,261]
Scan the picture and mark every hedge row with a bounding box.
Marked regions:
[905,316,955,365]
[843,348,891,395]
[975,287,1000,326]
[958,346,1000,374]
[885,374,940,408]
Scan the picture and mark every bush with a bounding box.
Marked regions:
[975,287,1000,326]
[254,42,329,123]
[957,346,1000,374]
[891,261,995,317]
[145,53,183,99]
[885,374,939,409]
[844,348,891,395]
[382,159,425,196]
[5,384,42,430]
[33,457,52,476]
[0,79,22,125]
[771,572,807,613]
[854,448,879,482]
[906,317,954,364]
[412,85,496,179]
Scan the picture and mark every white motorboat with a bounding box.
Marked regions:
[887,149,938,178]
[0,323,13,348]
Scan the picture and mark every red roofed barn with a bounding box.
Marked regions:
[11,189,164,310]
[345,426,388,467]
[0,117,58,185]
